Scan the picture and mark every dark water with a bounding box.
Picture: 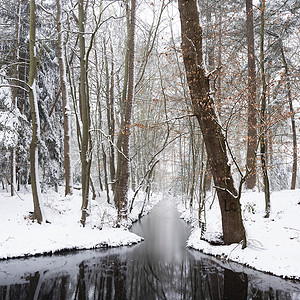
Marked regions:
[0,200,300,299]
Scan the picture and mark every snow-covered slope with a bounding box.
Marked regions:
[0,186,160,259]
[178,189,300,279]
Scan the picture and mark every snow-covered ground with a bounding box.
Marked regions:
[1,185,299,281]
[177,189,300,280]
[0,186,160,260]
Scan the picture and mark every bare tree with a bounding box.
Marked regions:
[178,0,246,246]
[259,0,270,217]
[56,0,73,196]
[245,0,257,189]
[78,0,92,226]
[10,0,22,196]
[115,0,136,224]
[29,0,43,223]
[280,46,297,190]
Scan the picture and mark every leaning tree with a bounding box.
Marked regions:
[178,0,246,246]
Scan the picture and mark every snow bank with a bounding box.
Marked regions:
[0,187,159,260]
[178,189,300,280]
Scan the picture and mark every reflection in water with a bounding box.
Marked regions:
[0,200,300,299]
[224,269,247,300]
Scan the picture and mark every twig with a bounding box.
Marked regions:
[1,236,15,246]
[213,185,238,199]
[227,240,244,261]
[284,227,300,232]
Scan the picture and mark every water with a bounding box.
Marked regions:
[0,199,300,299]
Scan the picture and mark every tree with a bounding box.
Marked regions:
[115,0,136,224]
[279,42,297,190]
[9,0,22,197]
[178,0,246,246]
[259,0,270,218]
[245,0,257,189]
[113,3,131,207]
[78,0,92,226]
[28,0,43,223]
[56,0,73,196]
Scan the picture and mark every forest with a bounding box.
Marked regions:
[0,0,299,276]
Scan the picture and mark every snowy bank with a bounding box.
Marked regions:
[0,187,160,260]
[0,247,132,286]
[178,189,300,280]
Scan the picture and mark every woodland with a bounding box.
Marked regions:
[0,0,299,252]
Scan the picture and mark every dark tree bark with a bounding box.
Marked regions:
[178,0,246,246]
[115,0,136,223]
[245,0,258,189]
[280,47,297,190]
[78,0,92,226]
[260,0,270,218]
[103,41,116,197]
[114,3,130,206]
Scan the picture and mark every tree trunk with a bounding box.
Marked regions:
[29,0,43,223]
[94,42,104,193]
[115,0,136,224]
[56,0,73,196]
[10,0,21,197]
[103,41,116,187]
[260,0,270,218]
[245,0,258,189]
[280,46,297,190]
[114,3,130,204]
[79,0,92,226]
[109,47,116,185]
[178,0,246,246]
[102,144,110,204]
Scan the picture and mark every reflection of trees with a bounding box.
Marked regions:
[0,254,299,299]
[126,258,226,299]
[190,261,224,299]
[224,269,248,300]
[248,286,294,300]
[39,275,70,299]
[113,259,127,300]
[75,262,87,299]
[27,271,41,300]
[72,254,128,299]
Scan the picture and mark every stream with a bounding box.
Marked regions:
[0,199,300,299]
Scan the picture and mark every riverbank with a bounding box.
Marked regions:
[0,186,160,260]
[2,197,299,299]
[177,189,300,280]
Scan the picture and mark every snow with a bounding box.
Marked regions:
[0,77,19,149]
[177,189,300,280]
[1,185,299,281]
[0,187,160,260]
[31,80,40,137]
[34,147,46,221]
[0,247,131,286]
